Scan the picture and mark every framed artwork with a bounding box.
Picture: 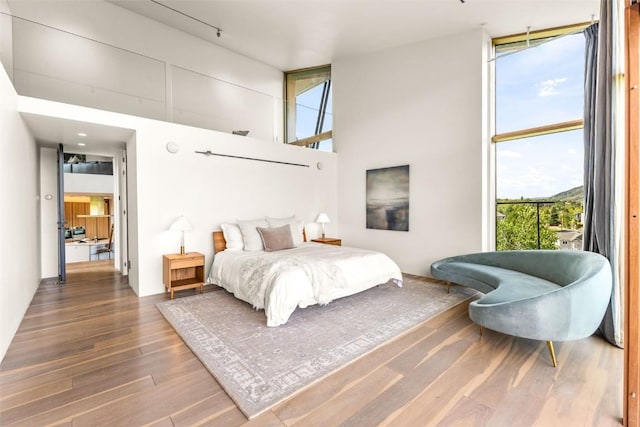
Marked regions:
[366,165,410,231]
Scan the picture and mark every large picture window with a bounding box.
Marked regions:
[494,24,589,251]
[284,65,332,151]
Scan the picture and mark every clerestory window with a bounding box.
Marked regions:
[284,65,332,151]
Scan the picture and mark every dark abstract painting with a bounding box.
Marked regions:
[366,165,409,231]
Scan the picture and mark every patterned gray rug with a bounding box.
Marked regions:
[156,275,477,419]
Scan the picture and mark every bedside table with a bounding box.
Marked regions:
[162,252,205,299]
[311,237,342,246]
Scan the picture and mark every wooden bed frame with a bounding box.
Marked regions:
[212,228,307,253]
[213,231,227,253]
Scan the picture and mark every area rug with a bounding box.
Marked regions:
[155,276,477,419]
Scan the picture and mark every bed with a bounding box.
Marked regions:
[207,227,403,327]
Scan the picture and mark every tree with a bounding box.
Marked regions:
[549,206,560,226]
[497,203,557,250]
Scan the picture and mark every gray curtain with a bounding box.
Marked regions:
[583,2,621,347]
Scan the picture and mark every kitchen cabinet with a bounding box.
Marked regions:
[64,201,111,239]
[65,243,90,263]
[65,239,111,263]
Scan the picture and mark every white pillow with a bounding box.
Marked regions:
[266,215,304,246]
[220,223,244,251]
[237,218,268,251]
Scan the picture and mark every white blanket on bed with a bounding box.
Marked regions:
[208,243,402,326]
[242,254,347,306]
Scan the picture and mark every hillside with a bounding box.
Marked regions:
[549,185,583,201]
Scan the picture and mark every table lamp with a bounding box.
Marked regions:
[169,215,192,255]
[316,213,330,239]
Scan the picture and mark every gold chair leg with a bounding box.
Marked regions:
[447,281,451,293]
[547,341,557,368]
[479,325,483,337]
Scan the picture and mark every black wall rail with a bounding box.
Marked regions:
[195,150,309,168]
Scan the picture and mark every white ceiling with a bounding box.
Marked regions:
[20,113,134,155]
[111,0,599,71]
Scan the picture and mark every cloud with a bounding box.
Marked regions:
[538,77,568,97]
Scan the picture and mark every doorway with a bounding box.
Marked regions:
[59,152,119,275]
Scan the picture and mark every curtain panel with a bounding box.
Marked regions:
[582,0,624,348]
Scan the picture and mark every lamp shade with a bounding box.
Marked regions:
[169,215,192,232]
[316,213,330,224]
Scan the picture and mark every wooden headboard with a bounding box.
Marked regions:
[212,227,307,253]
[213,231,226,253]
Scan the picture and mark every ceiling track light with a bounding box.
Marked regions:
[150,0,222,38]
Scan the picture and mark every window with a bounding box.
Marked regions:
[494,24,589,250]
[284,65,332,151]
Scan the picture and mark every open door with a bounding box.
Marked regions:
[56,143,66,284]
[118,148,129,275]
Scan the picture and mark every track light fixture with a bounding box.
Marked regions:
[151,0,223,39]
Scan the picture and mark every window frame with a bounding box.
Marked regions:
[283,64,333,148]
[491,22,592,251]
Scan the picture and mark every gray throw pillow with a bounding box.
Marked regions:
[256,224,294,252]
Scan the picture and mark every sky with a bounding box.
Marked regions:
[295,84,333,152]
[495,32,586,199]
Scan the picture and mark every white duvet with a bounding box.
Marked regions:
[207,243,403,326]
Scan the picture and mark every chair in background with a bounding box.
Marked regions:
[95,224,114,260]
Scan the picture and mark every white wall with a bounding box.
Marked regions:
[0,65,40,362]
[64,172,114,194]
[8,0,284,142]
[333,29,491,276]
[20,97,338,297]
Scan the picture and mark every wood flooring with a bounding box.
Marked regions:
[0,263,623,426]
